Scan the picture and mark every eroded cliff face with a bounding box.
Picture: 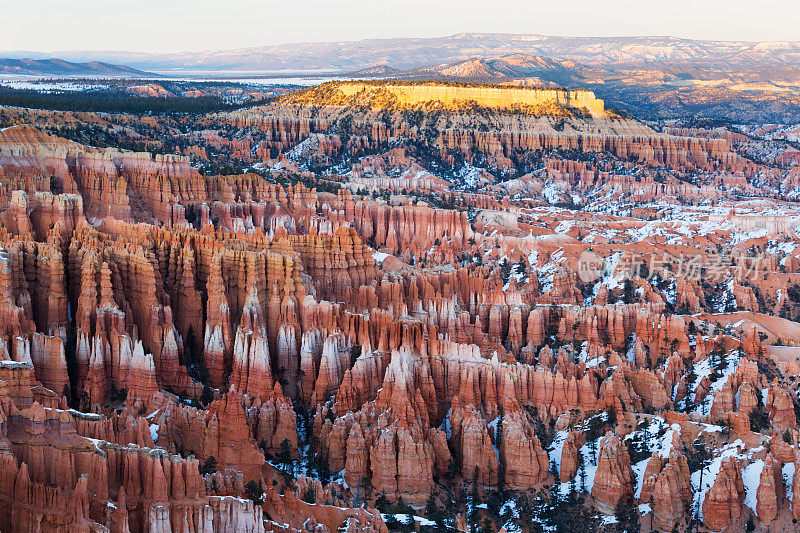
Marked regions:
[1,112,800,533]
[284,81,608,117]
[221,81,748,189]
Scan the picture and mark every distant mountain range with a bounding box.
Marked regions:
[3,34,800,123]
[4,33,800,72]
[0,58,152,77]
[350,54,584,87]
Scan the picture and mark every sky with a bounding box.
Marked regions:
[3,0,799,53]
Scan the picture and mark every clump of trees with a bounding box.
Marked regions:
[0,86,266,115]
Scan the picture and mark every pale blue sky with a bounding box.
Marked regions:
[4,0,799,52]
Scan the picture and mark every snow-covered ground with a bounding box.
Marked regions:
[691,439,762,521]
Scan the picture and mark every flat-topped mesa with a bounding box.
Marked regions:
[284,81,607,117]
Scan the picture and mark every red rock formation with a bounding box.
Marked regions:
[559,431,582,483]
[499,399,549,489]
[702,457,743,531]
[1,97,800,532]
[756,454,781,523]
[639,452,692,531]
[591,432,633,515]
[449,399,499,486]
[156,390,270,481]
[767,386,797,430]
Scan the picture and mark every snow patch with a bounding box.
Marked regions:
[742,459,764,514]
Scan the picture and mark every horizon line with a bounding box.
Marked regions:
[2,32,798,57]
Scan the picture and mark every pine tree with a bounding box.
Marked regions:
[199,455,217,475]
[497,404,505,495]
[606,403,617,425]
[244,480,264,504]
[568,477,577,504]
[470,469,480,525]
[375,492,390,512]
[623,278,635,304]
[278,439,293,475]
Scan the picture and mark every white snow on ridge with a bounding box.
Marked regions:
[742,459,765,514]
[633,458,650,499]
[548,430,568,474]
[784,463,795,503]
